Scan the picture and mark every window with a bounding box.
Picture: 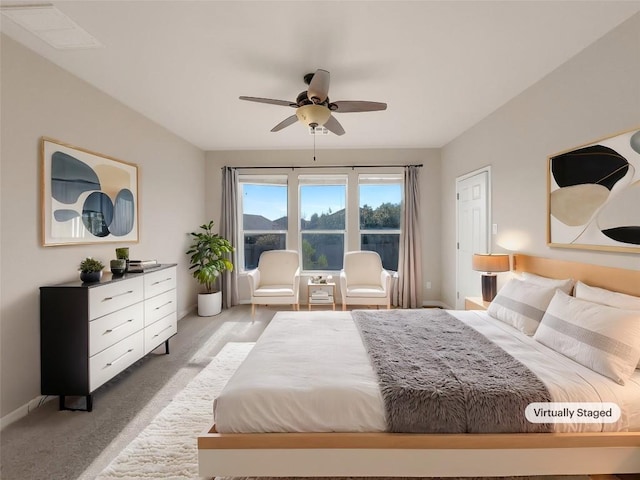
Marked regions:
[238,175,288,270]
[299,175,346,271]
[235,170,404,274]
[359,175,402,271]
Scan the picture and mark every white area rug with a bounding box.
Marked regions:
[95,342,253,480]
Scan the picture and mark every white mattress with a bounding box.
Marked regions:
[213,309,640,433]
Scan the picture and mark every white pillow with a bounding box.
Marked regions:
[575,281,640,369]
[520,272,575,295]
[534,290,640,385]
[574,281,640,310]
[487,279,558,335]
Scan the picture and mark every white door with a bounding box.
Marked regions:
[456,169,490,309]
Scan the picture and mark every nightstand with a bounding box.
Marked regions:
[465,296,491,311]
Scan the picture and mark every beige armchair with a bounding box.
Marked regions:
[247,250,300,316]
[339,251,392,310]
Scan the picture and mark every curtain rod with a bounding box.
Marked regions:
[225,164,423,170]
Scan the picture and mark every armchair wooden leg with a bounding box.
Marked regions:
[251,303,256,316]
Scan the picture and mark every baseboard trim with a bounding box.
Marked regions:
[423,300,451,309]
[1,395,55,431]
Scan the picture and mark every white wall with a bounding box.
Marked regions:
[0,36,206,421]
[205,148,441,306]
[440,13,640,308]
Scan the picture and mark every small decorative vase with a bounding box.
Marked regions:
[110,259,127,275]
[80,271,102,283]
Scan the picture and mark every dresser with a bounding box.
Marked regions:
[40,264,177,411]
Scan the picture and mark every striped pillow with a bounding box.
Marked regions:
[534,290,640,385]
[520,272,575,295]
[487,279,558,335]
[574,281,640,369]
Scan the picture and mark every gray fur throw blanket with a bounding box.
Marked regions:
[352,309,552,433]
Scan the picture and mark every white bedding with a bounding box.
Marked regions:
[213,309,640,433]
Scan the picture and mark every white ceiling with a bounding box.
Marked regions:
[2,1,639,151]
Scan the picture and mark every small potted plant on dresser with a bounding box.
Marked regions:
[186,221,234,316]
[79,257,105,283]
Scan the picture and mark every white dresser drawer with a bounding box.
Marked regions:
[144,289,176,327]
[144,311,177,355]
[89,330,144,392]
[89,277,143,320]
[144,267,177,299]
[89,302,144,356]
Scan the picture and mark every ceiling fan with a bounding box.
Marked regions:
[239,69,387,136]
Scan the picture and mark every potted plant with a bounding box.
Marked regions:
[115,247,130,272]
[186,221,234,316]
[79,257,105,283]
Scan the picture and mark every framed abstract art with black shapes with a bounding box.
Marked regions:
[547,127,640,253]
[41,137,139,246]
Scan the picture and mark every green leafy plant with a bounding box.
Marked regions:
[186,221,234,294]
[115,247,129,260]
[79,257,105,273]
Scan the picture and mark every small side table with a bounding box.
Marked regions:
[465,296,490,311]
[308,280,336,310]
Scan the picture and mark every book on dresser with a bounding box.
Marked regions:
[39,264,178,411]
[127,259,160,273]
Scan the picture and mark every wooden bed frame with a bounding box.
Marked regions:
[198,254,640,477]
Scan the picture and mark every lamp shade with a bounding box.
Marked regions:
[472,253,510,273]
[296,104,331,127]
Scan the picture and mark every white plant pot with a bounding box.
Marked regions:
[198,291,222,316]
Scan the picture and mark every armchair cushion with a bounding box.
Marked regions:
[345,285,388,298]
[254,285,296,297]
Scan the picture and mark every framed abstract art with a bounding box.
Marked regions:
[547,127,640,253]
[41,137,139,246]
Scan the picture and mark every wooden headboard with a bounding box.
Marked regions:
[513,254,640,297]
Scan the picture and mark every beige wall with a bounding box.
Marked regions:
[205,148,441,305]
[0,36,206,420]
[440,13,640,308]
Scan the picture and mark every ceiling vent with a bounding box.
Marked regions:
[1,4,102,49]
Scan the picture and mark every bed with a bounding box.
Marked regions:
[198,254,640,477]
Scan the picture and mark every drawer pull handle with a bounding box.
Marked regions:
[104,319,134,334]
[106,349,133,367]
[154,301,173,310]
[151,278,172,286]
[103,290,134,301]
[153,325,174,338]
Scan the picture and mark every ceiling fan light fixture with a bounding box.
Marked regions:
[296,104,331,127]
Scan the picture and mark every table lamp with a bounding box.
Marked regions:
[472,253,510,302]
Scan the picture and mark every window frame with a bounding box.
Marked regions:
[358,174,404,272]
[237,174,288,272]
[298,174,348,274]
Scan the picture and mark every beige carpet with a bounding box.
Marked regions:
[94,341,589,480]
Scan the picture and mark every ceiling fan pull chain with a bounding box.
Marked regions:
[313,129,316,161]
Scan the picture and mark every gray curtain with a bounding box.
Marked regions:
[395,165,423,308]
[220,166,239,308]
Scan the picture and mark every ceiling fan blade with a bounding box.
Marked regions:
[271,115,298,132]
[324,115,345,136]
[307,69,330,104]
[331,101,387,113]
[240,96,297,108]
